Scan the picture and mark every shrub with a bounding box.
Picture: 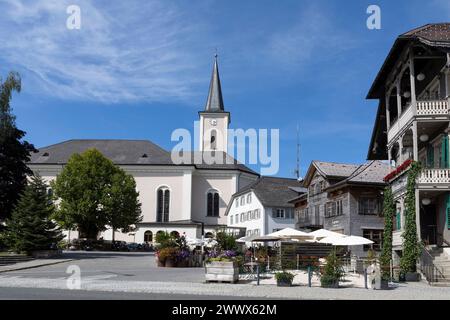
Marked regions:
[320,249,343,287]
[215,231,237,251]
[275,271,295,283]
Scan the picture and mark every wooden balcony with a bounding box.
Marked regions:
[388,100,449,143]
[417,168,450,187]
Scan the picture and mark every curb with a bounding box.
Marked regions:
[0,259,75,273]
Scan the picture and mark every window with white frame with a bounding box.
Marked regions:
[240,213,244,222]
[235,198,239,208]
[247,193,252,204]
[274,209,285,218]
[240,196,245,206]
[235,214,239,223]
[230,215,233,225]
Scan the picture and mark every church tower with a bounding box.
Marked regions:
[199,54,230,152]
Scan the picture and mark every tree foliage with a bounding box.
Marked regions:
[215,231,237,251]
[380,186,395,279]
[0,72,36,221]
[51,149,142,239]
[6,174,64,254]
[400,161,421,273]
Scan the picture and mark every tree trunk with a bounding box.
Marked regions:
[112,228,115,242]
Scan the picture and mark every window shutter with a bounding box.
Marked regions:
[427,145,434,168]
[396,211,401,230]
[442,136,449,168]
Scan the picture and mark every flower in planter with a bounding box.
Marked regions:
[176,249,191,261]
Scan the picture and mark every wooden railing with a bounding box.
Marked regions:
[388,99,449,143]
[417,168,450,184]
[417,100,449,116]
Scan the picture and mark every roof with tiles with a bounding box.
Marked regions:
[229,176,305,209]
[28,139,258,175]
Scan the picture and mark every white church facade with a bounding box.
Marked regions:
[28,56,259,243]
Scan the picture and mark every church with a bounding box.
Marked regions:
[28,56,259,243]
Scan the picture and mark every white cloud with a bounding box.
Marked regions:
[0,0,205,103]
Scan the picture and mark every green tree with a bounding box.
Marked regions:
[6,174,64,254]
[104,170,142,241]
[51,149,142,239]
[380,186,395,280]
[215,231,237,251]
[400,161,421,274]
[0,72,36,222]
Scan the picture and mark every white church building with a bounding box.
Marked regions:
[28,56,259,243]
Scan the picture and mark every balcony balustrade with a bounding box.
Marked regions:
[388,100,449,143]
[417,168,450,185]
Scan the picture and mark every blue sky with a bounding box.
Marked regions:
[1,0,449,177]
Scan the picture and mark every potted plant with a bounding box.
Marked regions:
[205,250,239,283]
[320,249,343,288]
[155,250,165,267]
[176,250,190,267]
[158,247,179,267]
[275,271,295,287]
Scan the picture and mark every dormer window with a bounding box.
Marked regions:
[42,152,49,157]
[141,153,148,158]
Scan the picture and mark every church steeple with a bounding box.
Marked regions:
[204,54,225,112]
[199,54,230,153]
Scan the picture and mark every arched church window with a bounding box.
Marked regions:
[207,190,220,217]
[144,231,153,243]
[210,129,217,150]
[157,187,170,222]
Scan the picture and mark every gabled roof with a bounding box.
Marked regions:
[226,176,305,214]
[367,23,450,99]
[29,139,172,165]
[204,54,225,112]
[303,161,359,187]
[28,139,258,175]
[326,161,389,191]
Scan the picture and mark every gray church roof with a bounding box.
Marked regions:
[204,54,225,112]
[229,176,305,209]
[28,139,258,175]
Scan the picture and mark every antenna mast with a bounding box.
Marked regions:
[295,123,301,180]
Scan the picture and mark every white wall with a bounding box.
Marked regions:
[266,207,296,234]
[227,191,265,236]
[191,170,238,225]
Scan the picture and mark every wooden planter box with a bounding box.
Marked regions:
[205,261,238,283]
[165,258,176,268]
[405,272,420,282]
[276,280,293,287]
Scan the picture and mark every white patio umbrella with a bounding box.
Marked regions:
[309,229,346,239]
[319,235,374,246]
[267,228,312,239]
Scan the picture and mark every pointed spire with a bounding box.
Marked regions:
[204,54,225,112]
